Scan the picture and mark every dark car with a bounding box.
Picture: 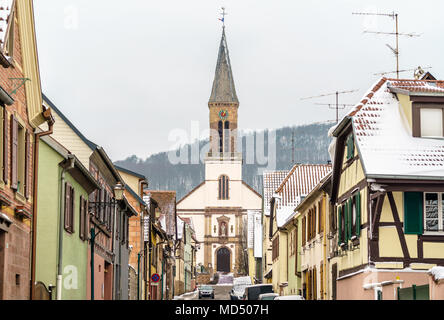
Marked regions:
[198,285,215,299]
[242,284,274,300]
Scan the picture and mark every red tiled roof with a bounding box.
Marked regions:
[276,164,332,209]
[343,78,444,178]
[0,0,13,47]
[263,170,289,215]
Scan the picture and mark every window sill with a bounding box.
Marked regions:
[423,231,444,236]
[14,191,26,204]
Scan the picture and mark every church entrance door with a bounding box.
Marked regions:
[216,247,230,273]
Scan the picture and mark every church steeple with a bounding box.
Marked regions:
[209,27,239,104]
[208,26,240,157]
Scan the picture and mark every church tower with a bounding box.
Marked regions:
[176,24,262,277]
[208,27,239,156]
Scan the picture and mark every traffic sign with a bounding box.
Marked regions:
[151,273,160,283]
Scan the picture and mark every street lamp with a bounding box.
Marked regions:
[114,181,125,201]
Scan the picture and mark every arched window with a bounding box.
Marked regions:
[218,121,223,153]
[218,175,229,200]
[224,121,230,153]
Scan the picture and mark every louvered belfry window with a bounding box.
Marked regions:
[218,175,229,200]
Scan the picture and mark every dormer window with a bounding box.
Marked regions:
[413,104,444,138]
[420,108,443,138]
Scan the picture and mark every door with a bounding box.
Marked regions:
[216,247,230,273]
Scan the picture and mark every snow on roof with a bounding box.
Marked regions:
[0,0,13,47]
[428,266,444,281]
[263,170,289,216]
[346,78,444,179]
[276,206,296,228]
[275,164,332,209]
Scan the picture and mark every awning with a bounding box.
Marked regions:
[264,267,273,279]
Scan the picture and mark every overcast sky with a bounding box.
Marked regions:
[33,0,444,162]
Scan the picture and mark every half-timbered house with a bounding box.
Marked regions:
[330,77,444,300]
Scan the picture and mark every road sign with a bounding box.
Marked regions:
[151,273,160,283]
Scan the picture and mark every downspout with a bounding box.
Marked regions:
[323,195,328,300]
[30,109,54,300]
[57,155,75,300]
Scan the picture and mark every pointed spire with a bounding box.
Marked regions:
[209,27,239,104]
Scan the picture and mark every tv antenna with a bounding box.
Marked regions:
[301,89,358,124]
[373,66,432,77]
[352,11,421,79]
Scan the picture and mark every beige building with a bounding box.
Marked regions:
[177,26,262,275]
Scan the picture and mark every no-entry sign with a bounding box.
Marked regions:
[151,273,160,283]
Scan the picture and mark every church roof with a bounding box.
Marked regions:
[209,27,239,104]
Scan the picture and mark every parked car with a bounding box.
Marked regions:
[230,276,252,300]
[198,285,215,299]
[242,284,274,300]
[274,295,305,300]
[258,293,279,300]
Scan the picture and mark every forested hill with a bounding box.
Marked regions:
[115,122,333,201]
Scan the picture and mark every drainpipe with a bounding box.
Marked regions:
[30,109,54,300]
[57,155,75,300]
[323,195,328,300]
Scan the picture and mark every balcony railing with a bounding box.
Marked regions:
[205,152,243,161]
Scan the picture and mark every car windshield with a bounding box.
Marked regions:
[200,286,212,290]
[233,285,247,292]
[260,296,276,300]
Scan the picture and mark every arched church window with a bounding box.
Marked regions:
[218,121,223,153]
[224,121,230,153]
[218,175,229,200]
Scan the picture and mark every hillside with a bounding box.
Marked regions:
[115,122,333,200]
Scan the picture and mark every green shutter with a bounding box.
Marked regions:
[348,199,353,240]
[404,192,423,235]
[344,201,348,241]
[356,192,361,237]
[338,206,342,245]
[346,135,354,160]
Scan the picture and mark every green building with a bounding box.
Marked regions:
[35,135,99,300]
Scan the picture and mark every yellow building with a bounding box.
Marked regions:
[292,173,332,300]
[268,164,331,295]
[329,76,444,300]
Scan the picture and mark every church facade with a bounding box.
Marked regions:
[176,27,262,275]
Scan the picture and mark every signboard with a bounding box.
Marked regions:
[143,216,150,242]
[151,273,160,283]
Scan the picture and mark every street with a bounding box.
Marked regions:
[195,285,233,300]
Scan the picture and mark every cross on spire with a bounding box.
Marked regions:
[219,7,227,27]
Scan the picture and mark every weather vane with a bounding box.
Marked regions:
[219,7,227,27]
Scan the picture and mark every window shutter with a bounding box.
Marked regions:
[10,116,18,190]
[356,192,361,237]
[295,227,298,276]
[79,196,85,240]
[404,192,424,235]
[24,130,30,199]
[348,199,353,240]
[64,182,70,230]
[338,206,342,245]
[313,266,317,300]
[344,202,349,241]
[2,109,8,184]
[85,198,89,238]
[70,185,75,233]
[302,216,306,246]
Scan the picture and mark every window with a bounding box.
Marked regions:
[218,121,223,153]
[413,104,444,138]
[224,121,230,153]
[64,182,75,233]
[272,236,279,261]
[218,175,229,200]
[420,108,443,138]
[424,193,444,232]
[346,134,354,160]
[302,216,306,246]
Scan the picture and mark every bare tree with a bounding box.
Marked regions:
[237,216,249,276]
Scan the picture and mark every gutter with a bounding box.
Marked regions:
[0,85,14,106]
[30,107,55,300]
